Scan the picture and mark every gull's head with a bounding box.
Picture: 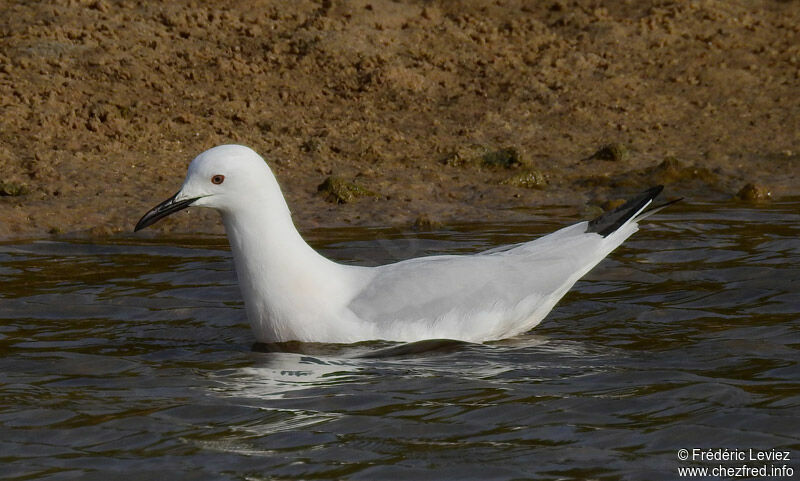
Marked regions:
[135,144,275,231]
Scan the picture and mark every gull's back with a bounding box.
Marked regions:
[346,187,665,342]
[346,221,628,342]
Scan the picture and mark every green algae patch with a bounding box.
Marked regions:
[735,183,771,202]
[411,214,442,231]
[578,156,721,193]
[0,181,29,196]
[481,147,528,169]
[500,169,547,189]
[604,156,718,189]
[600,198,626,211]
[578,174,613,188]
[317,176,376,204]
[580,204,605,219]
[645,157,717,185]
[441,144,487,167]
[442,145,530,169]
[587,143,629,162]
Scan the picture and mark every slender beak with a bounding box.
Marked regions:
[134,191,200,232]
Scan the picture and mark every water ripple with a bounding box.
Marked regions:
[1,201,798,480]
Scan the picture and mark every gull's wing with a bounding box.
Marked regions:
[346,187,665,342]
[346,222,623,342]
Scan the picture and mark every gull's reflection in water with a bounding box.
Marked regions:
[205,334,579,404]
[206,340,470,404]
[195,334,607,457]
[210,352,363,401]
[197,350,360,456]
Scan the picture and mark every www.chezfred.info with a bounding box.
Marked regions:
[677,448,794,478]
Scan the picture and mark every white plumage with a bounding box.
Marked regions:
[136,145,670,344]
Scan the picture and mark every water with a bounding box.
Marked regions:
[1,201,799,480]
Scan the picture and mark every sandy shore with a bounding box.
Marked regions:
[1,0,798,239]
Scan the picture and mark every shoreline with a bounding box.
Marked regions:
[1,0,797,240]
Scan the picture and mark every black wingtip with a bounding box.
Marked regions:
[586,185,664,237]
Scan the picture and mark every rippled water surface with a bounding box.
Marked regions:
[2,201,799,480]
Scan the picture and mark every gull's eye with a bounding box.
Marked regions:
[211,174,225,185]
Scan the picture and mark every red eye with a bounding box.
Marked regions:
[211,175,225,185]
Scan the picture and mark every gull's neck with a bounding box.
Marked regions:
[219,176,363,341]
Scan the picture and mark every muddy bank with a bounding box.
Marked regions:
[1,0,798,239]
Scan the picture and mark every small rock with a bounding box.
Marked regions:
[500,169,547,189]
[601,198,626,211]
[441,144,490,167]
[173,113,195,124]
[317,176,376,204]
[442,145,529,169]
[302,138,323,153]
[87,225,123,237]
[589,142,629,162]
[421,6,442,22]
[89,0,110,12]
[580,204,605,219]
[735,183,770,202]
[481,147,528,169]
[645,156,717,185]
[0,180,28,196]
[411,214,441,231]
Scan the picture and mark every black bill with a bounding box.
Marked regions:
[134,192,199,232]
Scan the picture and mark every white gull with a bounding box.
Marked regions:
[135,144,674,344]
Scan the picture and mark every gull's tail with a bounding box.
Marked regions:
[586,185,679,237]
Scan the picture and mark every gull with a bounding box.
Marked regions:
[135,145,675,344]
